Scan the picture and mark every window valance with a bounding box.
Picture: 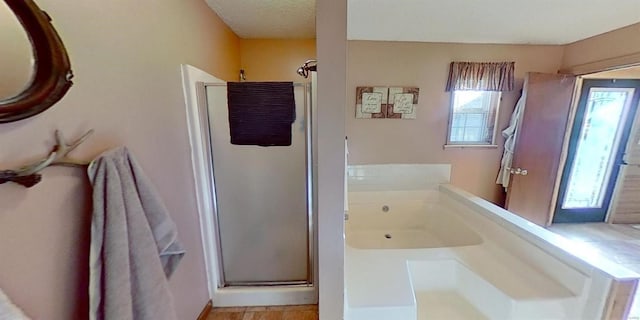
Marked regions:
[446,61,515,92]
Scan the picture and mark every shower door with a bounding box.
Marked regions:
[205,83,312,286]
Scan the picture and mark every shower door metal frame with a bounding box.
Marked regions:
[198,82,316,288]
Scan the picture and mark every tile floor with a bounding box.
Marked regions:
[547,223,640,320]
[207,305,318,320]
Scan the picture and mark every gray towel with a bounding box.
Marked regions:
[0,289,30,320]
[88,147,185,320]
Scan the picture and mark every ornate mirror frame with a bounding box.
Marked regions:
[0,0,73,123]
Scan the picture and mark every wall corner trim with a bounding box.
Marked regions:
[559,52,640,76]
[181,64,225,299]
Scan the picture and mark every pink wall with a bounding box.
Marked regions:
[347,41,565,204]
[0,1,240,319]
[0,3,32,98]
[2,2,636,318]
[317,0,347,317]
[239,39,316,81]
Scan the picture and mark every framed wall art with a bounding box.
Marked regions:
[355,86,388,119]
[387,87,419,119]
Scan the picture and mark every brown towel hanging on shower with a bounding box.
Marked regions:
[227,82,296,147]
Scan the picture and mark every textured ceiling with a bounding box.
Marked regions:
[204,0,315,39]
[347,0,640,44]
[205,0,640,44]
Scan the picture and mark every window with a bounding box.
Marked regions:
[447,90,501,145]
[444,61,513,147]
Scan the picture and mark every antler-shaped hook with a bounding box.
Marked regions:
[0,130,94,187]
[18,129,93,175]
[50,129,94,166]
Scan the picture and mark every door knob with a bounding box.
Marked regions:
[510,168,528,176]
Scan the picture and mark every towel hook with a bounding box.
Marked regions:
[0,129,94,187]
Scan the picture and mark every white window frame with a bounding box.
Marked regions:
[445,90,501,148]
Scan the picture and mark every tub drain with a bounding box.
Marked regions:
[384,234,392,239]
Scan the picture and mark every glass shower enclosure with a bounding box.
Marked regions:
[204,82,314,287]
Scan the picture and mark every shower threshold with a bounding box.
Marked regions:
[224,280,311,287]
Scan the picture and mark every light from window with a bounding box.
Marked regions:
[447,90,501,145]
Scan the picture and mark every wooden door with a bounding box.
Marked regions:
[505,72,577,226]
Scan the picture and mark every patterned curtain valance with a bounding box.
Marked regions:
[446,61,515,92]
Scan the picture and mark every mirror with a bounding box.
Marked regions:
[0,0,73,123]
[0,2,32,99]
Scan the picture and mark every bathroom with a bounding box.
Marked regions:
[1,0,640,319]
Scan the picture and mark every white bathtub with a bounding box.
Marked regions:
[344,165,640,320]
[346,191,482,249]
